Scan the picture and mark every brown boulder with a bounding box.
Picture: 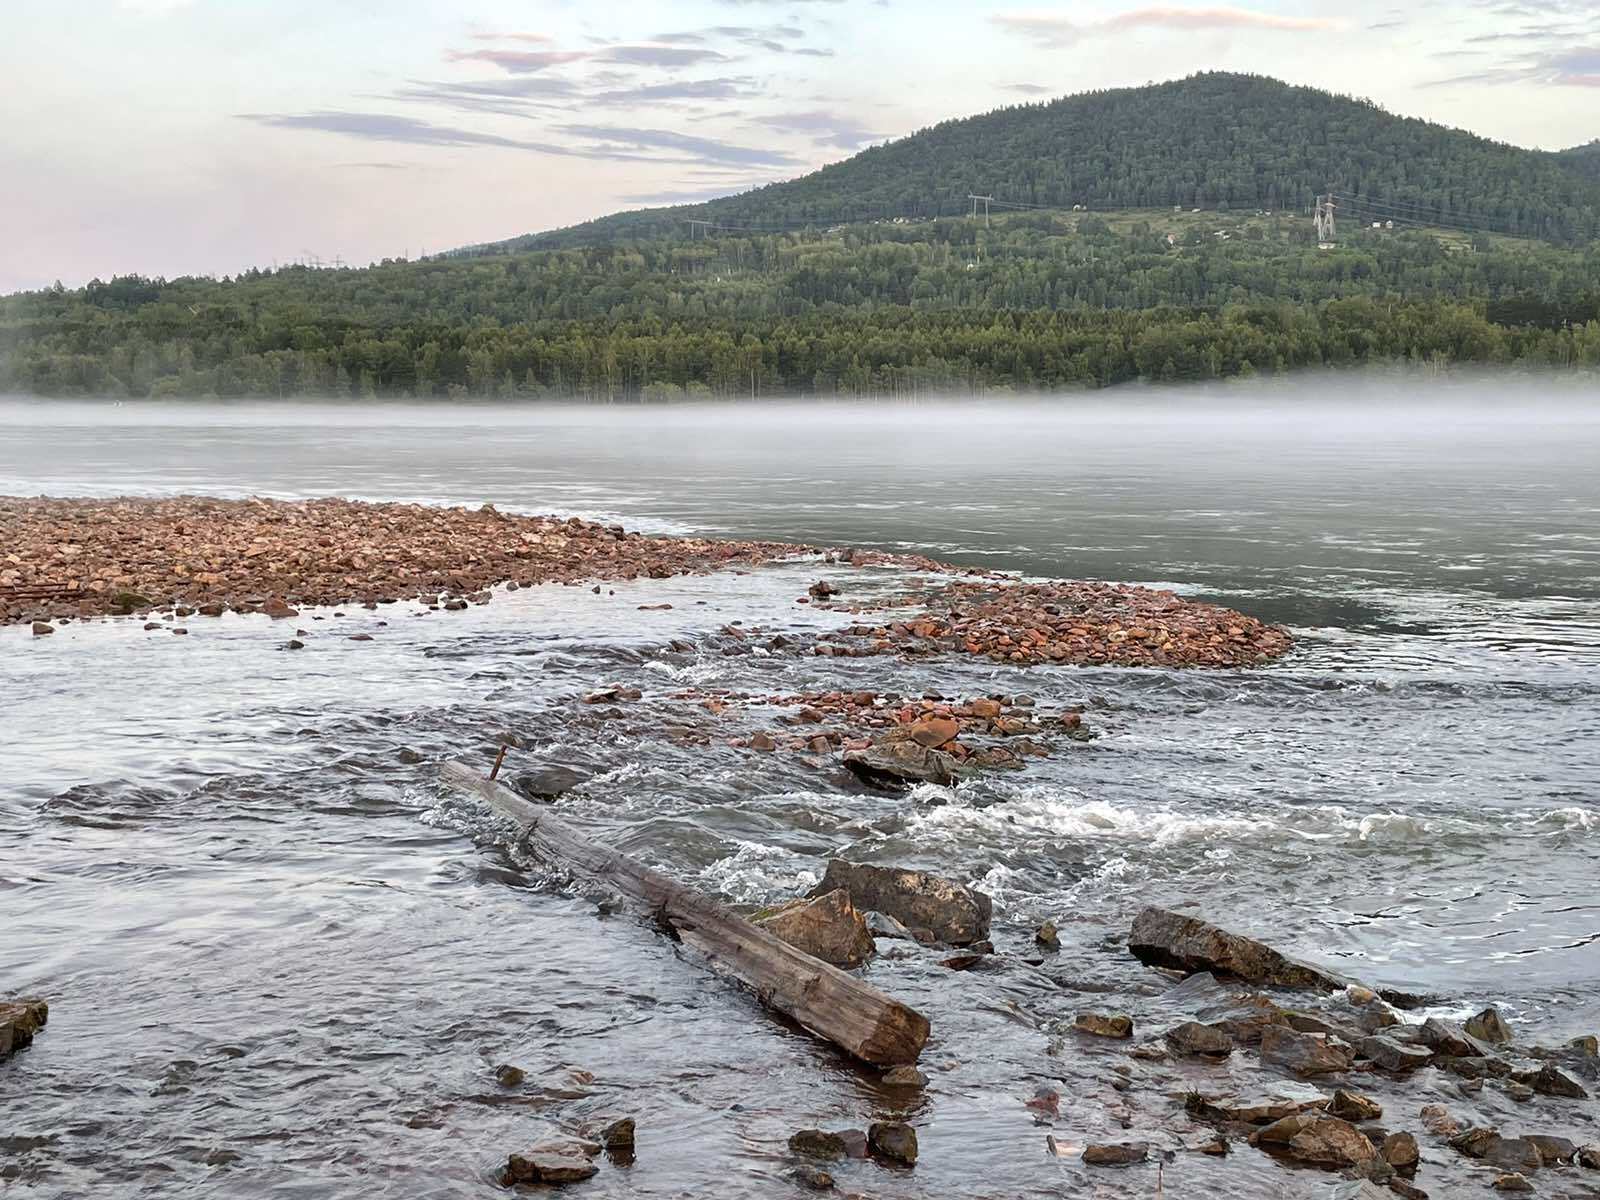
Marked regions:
[1082,1142,1148,1166]
[868,1121,917,1165]
[1326,1088,1383,1121]
[1260,1025,1354,1076]
[504,1148,599,1186]
[907,716,958,747]
[1250,1114,1377,1169]
[808,861,991,946]
[1166,1021,1233,1058]
[1465,1007,1514,1044]
[1127,907,1344,992]
[1075,1013,1134,1039]
[1381,1132,1420,1171]
[754,889,874,969]
[0,998,49,1060]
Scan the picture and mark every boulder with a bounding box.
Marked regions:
[1418,1018,1493,1059]
[842,740,960,790]
[1360,1035,1432,1073]
[1185,1094,1317,1125]
[1260,1025,1354,1076]
[1526,1063,1588,1099]
[1492,1174,1534,1193]
[754,888,875,969]
[1250,1114,1377,1169]
[1327,1089,1383,1122]
[1127,907,1344,992]
[600,1119,635,1152]
[906,716,959,748]
[504,1148,599,1186]
[868,1121,917,1165]
[1578,1143,1600,1169]
[1381,1132,1420,1171]
[0,998,48,1060]
[1166,1021,1233,1058]
[1526,1135,1576,1165]
[1449,1128,1543,1172]
[1465,1007,1514,1045]
[808,861,991,946]
[1082,1142,1148,1166]
[1570,1034,1598,1056]
[1035,920,1060,950]
[1075,1013,1134,1039]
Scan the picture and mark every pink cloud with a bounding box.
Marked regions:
[993,6,1341,47]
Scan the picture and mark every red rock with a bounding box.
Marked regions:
[908,716,959,747]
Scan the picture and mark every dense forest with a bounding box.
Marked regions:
[513,73,1600,251]
[5,73,1600,399]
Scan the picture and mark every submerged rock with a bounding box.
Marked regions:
[493,1064,526,1088]
[789,1130,848,1160]
[1127,907,1345,992]
[754,888,875,969]
[807,861,991,946]
[1035,920,1060,950]
[599,1119,635,1152]
[791,1164,834,1191]
[1250,1113,1377,1169]
[1075,1013,1134,1039]
[882,1064,927,1088]
[1260,1025,1354,1076]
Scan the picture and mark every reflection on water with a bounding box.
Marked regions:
[2,376,1598,1198]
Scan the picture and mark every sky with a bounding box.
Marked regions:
[2,0,1598,293]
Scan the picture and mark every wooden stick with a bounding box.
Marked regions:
[440,761,930,1067]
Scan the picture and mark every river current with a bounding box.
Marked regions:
[2,376,1598,1198]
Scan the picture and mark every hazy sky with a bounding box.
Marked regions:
[3,0,1598,293]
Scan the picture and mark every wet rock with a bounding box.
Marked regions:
[842,739,960,790]
[1492,1173,1534,1192]
[1420,1105,1461,1138]
[1387,1180,1429,1200]
[755,888,875,969]
[789,1130,848,1160]
[511,764,591,801]
[1075,1013,1133,1039]
[503,1148,599,1186]
[1569,1034,1598,1056]
[882,1065,927,1088]
[906,716,958,747]
[1578,1143,1600,1169]
[1185,1094,1316,1125]
[1330,1183,1391,1200]
[1360,1036,1432,1073]
[1328,1089,1383,1122]
[1418,1018,1493,1059]
[1449,1128,1543,1171]
[601,1120,636,1158]
[1526,1135,1576,1165]
[1195,1136,1229,1155]
[1465,1007,1514,1045]
[1128,907,1344,992]
[791,1164,834,1191]
[263,597,298,619]
[396,747,423,764]
[1499,1080,1535,1102]
[493,1064,525,1088]
[749,731,776,752]
[1381,1132,1419,1172]
[1035,920,1060,950]
[1525,1063,1588,1099]
[285,639,305,650]
[1250,1113,1377,1169]
[31,621,53,635]
[0,998,48,1060]
[1260,1025,1354,1076]
[1166,1021,1233,1058]
[1025,1086,1060,1117]
[807,580,838,599]
[867,1121,917,1165]
[1082,1142,1148,1166]
[864,911,920,941]
[1435,1054,1508,1080]
[808,861,991,946]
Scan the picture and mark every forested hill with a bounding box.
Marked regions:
[1558,141,1600,184]
[511,73,1600,250]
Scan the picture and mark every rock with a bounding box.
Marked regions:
[789,1130,848,1160]
[1195,1137,1229,1155]
[1527,1063,1588,1099]
[754,888,876,969]
[1166,1021,1233,1058]
[1388,1180,1429,1200]
[1250,1114,1377,1169]
[1127,907,1344,992]
[807,580,838,599]
[1381,1132,1420,1171]
[511,764,591,801]
[791,1164,834,1190]
[397,747,423,764]
[0,998,49,1060]
[842,740,960,790]
[970,698,1003,718]
[286,639,305,650]
[867,1121,917,1165]
[1076,1013,1134,1039]
[1035,920,1060,950]
[1500,1080,1534,1102]
[864,911,919,940]
[1420,1105,1460,1137]
[906,716,959,747]
[882,1064,927,1087]
[1082,1142,1148,1166]
[1419,1018,1493,1059]
[1260,1025,1354,1076]
[31,621,52,635]
[1360,1036,1433,1073]
[808,861,991,946]
[1449,1128,1543,1171]
[599,1119,635,1151]
[1578,1143,1600,1169]
[1328,1089,1384,1122]
[1526,1135,1576,1165]
[749,731,776,752]
[263,597,298,619]
[493,1063,525,1087]
[1465,1007,1514,1045]
[504,1149,599,1186]
[1492,1174,1533,1193]
[1329,1184,1391,1200]
[1186,1094,1317,1125]
[1569,1034,1598,1056]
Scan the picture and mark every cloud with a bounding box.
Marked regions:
[1426,44,1600,87]
[447,43,732,74]
[588,78,760,104]
[753,110,885,149]
[557,124,800,167]
[619,182,773,205]
[1004,83,1055,95]
[992,6,1341,47]
[603,45,734,67]
[238,111,662,161]
[446,48,590,73]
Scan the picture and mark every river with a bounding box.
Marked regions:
[2,375,1598,1197]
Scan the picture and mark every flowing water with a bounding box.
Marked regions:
[2,376,1599,1198]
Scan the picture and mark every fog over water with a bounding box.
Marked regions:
[2,374,1598,1197]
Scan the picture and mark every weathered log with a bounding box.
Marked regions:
[440,761,929,1066]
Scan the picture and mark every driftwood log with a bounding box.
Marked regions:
[440,761,930,1067]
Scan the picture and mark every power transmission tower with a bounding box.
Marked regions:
[968,194,993,226]
[1314,194,1337,248]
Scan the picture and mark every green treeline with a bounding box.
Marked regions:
[5,211,1600,399]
